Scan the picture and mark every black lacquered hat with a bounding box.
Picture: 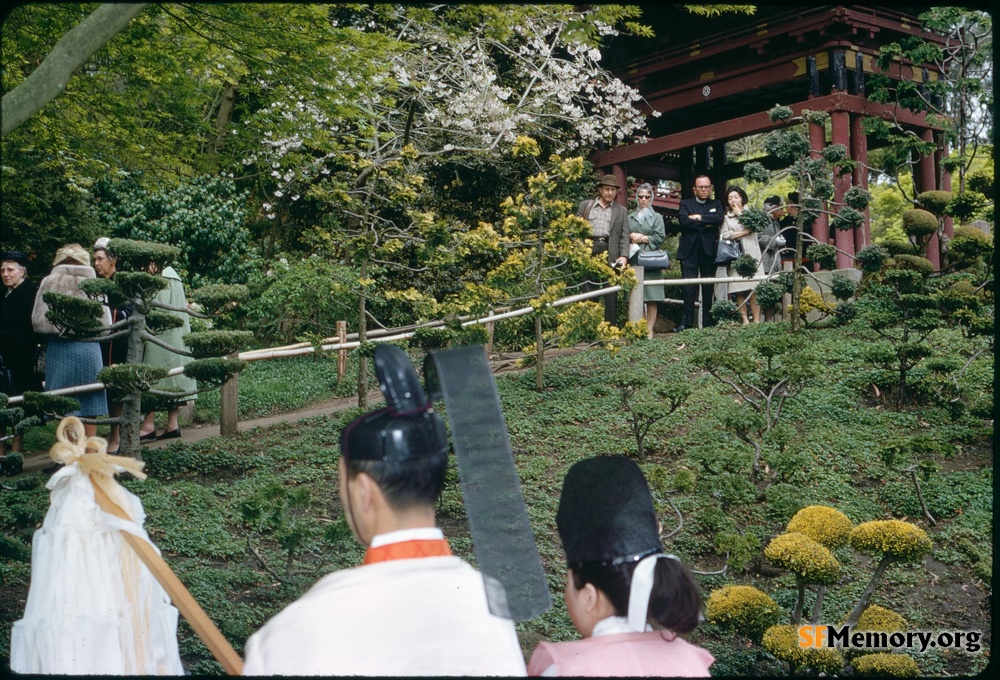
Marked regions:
[340,345,448,462]
[557,457,662,566]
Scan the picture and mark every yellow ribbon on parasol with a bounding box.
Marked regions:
[48,416,244,675]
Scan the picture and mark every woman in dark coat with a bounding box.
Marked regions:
[1,250,43,455]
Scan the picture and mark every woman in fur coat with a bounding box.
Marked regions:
[31,244,111,437]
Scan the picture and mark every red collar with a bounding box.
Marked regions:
[363,538,453,565]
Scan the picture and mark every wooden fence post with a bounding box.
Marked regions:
[628,266,645,325]
[219,353,239,437]
[337,321,347,380]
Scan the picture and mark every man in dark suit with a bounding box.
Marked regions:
[577,174,630,323]
[676,175,724,331]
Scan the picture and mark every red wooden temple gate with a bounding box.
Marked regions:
[595,6,951,268]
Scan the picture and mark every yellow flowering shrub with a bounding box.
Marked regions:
[856,605,908,633]
[791,286,835,316]
[704,585,780,640]
[786,505,853,548]
[762,624,843,673]
[852,653,920,677]
[764,532,840,585]
[849,520,932,562]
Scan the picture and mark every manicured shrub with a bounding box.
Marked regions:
[855,244,890,274]
[852,652,920,677]
[764,532,840,585]
[705,585,781,640]
[915,190,952,217]
[762,624,843,673]
[849,520,932,561]
[888,254,934,276]
[901,209,938,238]
[855,605,908,633]
[785,505,853,548]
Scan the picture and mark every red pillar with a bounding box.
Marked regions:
[808,120,829,268]
[850,114,870,252]
[831,110,854,269]
[919,129,940,268]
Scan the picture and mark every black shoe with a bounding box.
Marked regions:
[42,462,63,475]
[139,431,157,442]
[156,428,181,440]
[672,325,686,333]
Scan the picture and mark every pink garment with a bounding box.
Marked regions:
[528,630,714,677]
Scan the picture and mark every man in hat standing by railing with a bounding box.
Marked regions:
[578,174,630,323]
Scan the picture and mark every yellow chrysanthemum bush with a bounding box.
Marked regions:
[856,605,908,633]
[764,532,840,625]
[852,652,920,677]
[762,624,843,674]
[704,585,781,642]
[785,505,853,548]
[844,520,932,626]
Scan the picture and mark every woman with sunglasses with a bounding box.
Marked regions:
[627,183,666,338]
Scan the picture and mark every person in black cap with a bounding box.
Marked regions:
[243,347,526,676]
[528,457,713,677]
[1,250,43,457]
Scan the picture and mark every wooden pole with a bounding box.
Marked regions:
[337,320,347,380]
[628,266,646,324]
[91,479,244,675]
[219,353,239,438]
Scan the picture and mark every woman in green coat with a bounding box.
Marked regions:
[628,183,666,338]
[139,263,197,440]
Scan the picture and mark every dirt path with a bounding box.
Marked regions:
[18,391,381,474]
[15,342,611,475]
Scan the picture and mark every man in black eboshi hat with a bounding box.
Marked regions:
[243,345,529,676]
[528,457,714,676]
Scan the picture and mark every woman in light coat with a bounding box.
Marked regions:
[720,187,763,325]
[627,183,667,338]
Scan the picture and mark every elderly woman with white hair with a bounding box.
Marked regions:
[2,250,43,457]
[31,244,112,437]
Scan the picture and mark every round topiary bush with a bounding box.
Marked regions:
[901,209,938,238]
[849,520,932,561]
[888,254,935,276]
[916,190,953,217]
[855,605,908,633]
[710,298,741,325]
[852,653,920,677]
[879,240,918,256]
[762,624,843,673]
[806,243,837,270]
[854,244,890,274]
[786,505,853,548]
[754,280,784,310]
[705,585,781,640]
[764,532,841,585]
[948,226,994,267]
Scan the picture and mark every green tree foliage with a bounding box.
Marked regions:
[90,174,259,286]
[746,105,872,330]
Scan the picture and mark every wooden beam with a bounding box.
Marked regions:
[592,93,940,167]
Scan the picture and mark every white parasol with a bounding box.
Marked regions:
[9,416,242,675]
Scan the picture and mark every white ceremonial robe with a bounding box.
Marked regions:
[243,555,527,676]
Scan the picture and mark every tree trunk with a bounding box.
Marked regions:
[845,557,893,626]
[534,313,544,391]
[357,258,368,409]
[791,176,807,332]
[120,308,146,460]
[2,3,151,135]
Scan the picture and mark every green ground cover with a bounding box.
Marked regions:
[1,325,991,675]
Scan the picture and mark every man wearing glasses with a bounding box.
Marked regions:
[676,176,724,331]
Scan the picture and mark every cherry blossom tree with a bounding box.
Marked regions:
[238,5,658,405]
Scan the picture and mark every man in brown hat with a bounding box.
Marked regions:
[577,174,630,322]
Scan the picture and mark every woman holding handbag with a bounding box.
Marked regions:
[720,187,764,325]
[628,183,667,338]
